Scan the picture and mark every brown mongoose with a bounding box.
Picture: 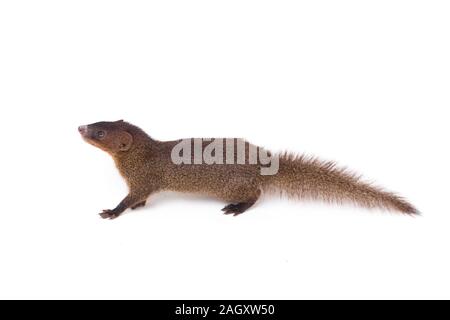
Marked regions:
[78,120,418,219]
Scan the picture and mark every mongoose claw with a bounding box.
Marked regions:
[99,209,120,220]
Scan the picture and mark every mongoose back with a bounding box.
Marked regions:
[78,120,418,219]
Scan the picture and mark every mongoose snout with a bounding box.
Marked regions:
[78,125,88,135]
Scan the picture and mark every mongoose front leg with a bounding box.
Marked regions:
[100,194,146,219]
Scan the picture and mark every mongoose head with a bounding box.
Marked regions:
[78,120,134,155]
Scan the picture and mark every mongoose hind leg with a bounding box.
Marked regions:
[221,189,261,216]
[222,201,256,216]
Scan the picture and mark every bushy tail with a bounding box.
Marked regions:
[265,153,418,214]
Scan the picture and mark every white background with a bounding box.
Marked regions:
[0,1,449,300]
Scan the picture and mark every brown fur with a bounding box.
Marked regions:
[79,120,418,219]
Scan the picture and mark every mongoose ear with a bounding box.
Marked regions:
[118,131,133,151]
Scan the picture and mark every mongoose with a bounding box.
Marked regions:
[78,120,418,219]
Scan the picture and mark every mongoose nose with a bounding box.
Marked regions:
[78,125,88,135]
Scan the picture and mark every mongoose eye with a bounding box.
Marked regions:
[97,130,106,139]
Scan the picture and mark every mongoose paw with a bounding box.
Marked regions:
[221,204,246,216]
[99,209,120,220]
